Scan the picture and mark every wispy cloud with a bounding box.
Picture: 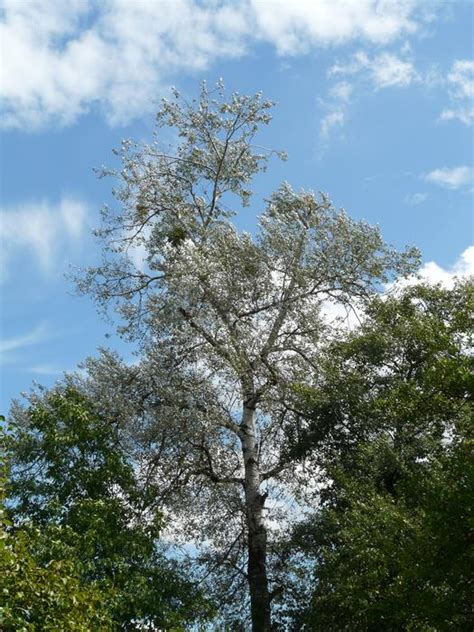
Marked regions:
[440,59,474,126]
[320,107,346,140]
[404,192,428,205]
[0,0,429,130]
[329,81,353,102]
[0,196,88,282]
[318,81,352,140]
[329,49,418,89]
[0,323,49,354]
[319,46,419,141]
[424,166,473,190]
[1,323,74,378]
[370,52,418,88]
[321,47,474,142]
[27,363,65,376]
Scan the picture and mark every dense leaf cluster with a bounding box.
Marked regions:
[3,389,213,630]
[283,282,473,630]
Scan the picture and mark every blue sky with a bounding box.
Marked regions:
[1,0,473,412]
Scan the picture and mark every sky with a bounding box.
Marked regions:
[0,0,473,413]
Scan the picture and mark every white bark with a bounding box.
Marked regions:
[240,400,272,631]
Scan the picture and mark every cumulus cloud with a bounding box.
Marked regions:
[0,196,88,281]
[0,0,247,129]
[440,59,474,126]
[387,246,474,294]
[424,166,473,190]
[0,0,426,130]
[322,246,474,331]
[249,0,419,55]
[414,246,474,288]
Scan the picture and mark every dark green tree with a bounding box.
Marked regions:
[1,519,114,630]
[284,281,474,631]
[6,387,213,630]
[0,440,113,631]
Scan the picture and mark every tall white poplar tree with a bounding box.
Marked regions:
[77,82,418,630]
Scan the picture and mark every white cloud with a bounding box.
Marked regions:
[322,247,474,330]
[0,196,88,281]
[404,192,428,205]
[318,80,353,140]
[0,0,248,129]
[424,165,473,190]
[127,238,149,272]
[388,246,474,293]
[322,50,474,141]
[320,296,363,330]
[329,49,418,89]
[0,0,427,130]
[320,108,346,139]
[0,324,70,377]
[320,47,417,141]
[250,0,420,55]
[370,52,418,88]
[0,323,49,354]
[329,81,353,102]
[440,59,474,126]
[416,246,474,288]
[27,363,64,376]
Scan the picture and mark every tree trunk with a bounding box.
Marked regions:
[240,401,272,631]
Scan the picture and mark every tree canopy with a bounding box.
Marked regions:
[1,450,114,632]
[74,81,419,629]
[283,281,474,630]
[5,387,213,630]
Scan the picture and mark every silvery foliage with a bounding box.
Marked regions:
[75,81,420,615]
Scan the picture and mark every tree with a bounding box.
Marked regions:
[76,81,418,630]
[284,281,474,630]
[6,386,213,630]
[0,442,113,631]
[0,525,115,631]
